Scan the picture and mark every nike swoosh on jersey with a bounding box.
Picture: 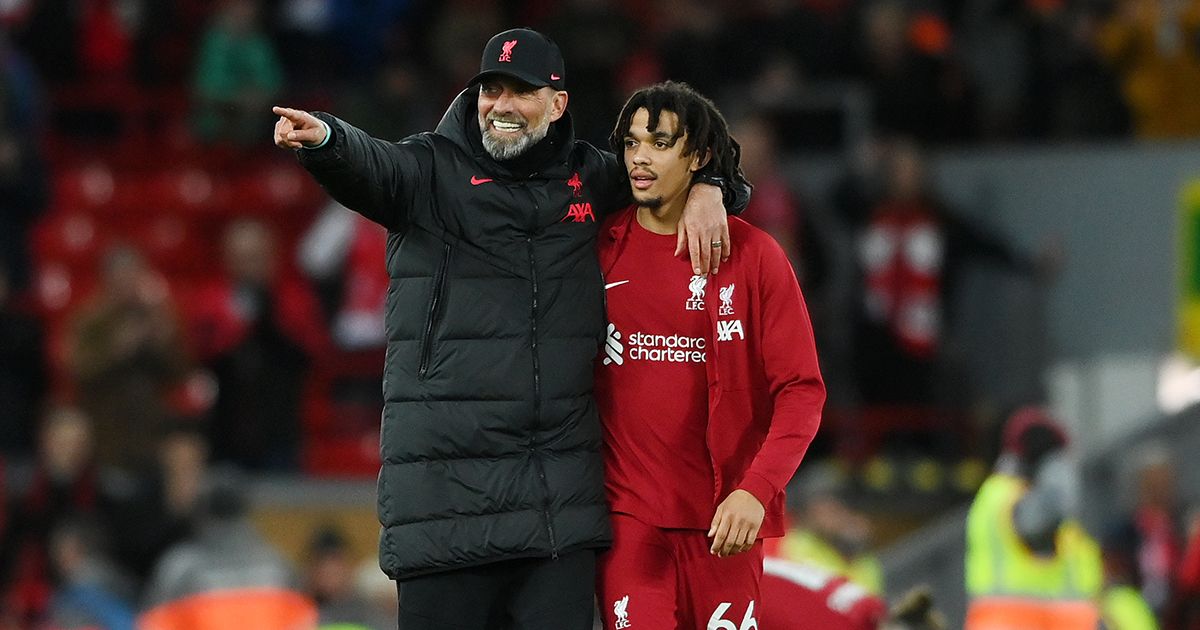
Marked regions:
[470,176,493,185]
[604,280,630,290]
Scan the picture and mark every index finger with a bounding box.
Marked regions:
[272,106,309,124]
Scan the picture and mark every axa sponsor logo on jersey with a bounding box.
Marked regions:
[716,282,744,341]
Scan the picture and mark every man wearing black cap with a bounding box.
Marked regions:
[272,28,748,628]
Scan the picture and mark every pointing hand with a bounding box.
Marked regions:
[272,106,327,150]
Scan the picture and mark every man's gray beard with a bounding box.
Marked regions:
[480,117,552,161]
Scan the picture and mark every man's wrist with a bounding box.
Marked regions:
[693,173,726,190]
[302,119,332,150]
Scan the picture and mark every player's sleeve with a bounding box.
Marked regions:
[735,239,825,506]
[296,112,430,232]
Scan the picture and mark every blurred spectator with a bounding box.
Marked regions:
[965,407,1102,630]
[0,264,47,456]
[427,0,503,98]
[831,136,888,229]
[1107,443,1183,618]
[958,0,1037,139]
[139,468,317,629]
[654,0,726,98]
[45,515,137,630]
[189,219,327,471]
[303,525,390,630]
[852,1,975,143]
[760,558,888,629]
[352,560,398,630]
[77,0,135,82]
[0,34,48,294]
[334,57,439,143]
[760,563,950,630]
[0,407,115,625]
[1171,512,1200,629]
[778,471,884,595]
[327,0,411,83]
[1029,3,1131,139]
[131,1,189,86]
[68,246,190,473]
[297,202,388,350]
[1100,530,1161,630]
[192,0,284,145]
[732,113,828,293]
[744,52,807,121]
[1097,0,1200,138]
[723,0,851,84]
[272,0,337,95]
[543,0,636,145]
[846,138,1048,408]
[107,426,208,587]
[11,0,80,85]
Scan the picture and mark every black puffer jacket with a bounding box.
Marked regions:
[297,90,625,579]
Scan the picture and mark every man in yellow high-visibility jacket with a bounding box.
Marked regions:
[965,407,1103,630]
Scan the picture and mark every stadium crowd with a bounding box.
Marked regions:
[0,0,1198,628]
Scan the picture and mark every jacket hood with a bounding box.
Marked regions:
[435,87,576,180]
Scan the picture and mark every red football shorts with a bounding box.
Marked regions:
[597,513,763,630]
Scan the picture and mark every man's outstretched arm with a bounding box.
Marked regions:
[273,106,428,232]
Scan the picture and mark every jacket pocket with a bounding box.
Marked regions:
[417,242,452,379]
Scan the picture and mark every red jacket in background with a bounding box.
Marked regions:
[760,558,887,630]
[186,276,329,362]
[597,210,825,537]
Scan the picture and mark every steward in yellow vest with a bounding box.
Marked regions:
[965,407,1103,630]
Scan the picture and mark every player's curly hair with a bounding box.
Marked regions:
[609,81,745,188]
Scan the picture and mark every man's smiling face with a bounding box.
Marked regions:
[477,76,567,160]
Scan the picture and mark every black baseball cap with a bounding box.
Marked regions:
[467,28,566,91]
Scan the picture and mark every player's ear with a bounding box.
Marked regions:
[690,148,711,172]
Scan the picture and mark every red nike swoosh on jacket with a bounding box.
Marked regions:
[470,176,493,185]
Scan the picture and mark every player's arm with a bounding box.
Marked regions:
[711,241,825,557]
[273,106,427,232]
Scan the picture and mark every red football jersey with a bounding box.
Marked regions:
[594,218,716,529]
[759,558,887,630]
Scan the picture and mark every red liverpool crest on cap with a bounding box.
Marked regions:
[499,40,517,62]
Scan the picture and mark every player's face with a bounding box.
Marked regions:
[622,108,704,211]
[477,77,567,160]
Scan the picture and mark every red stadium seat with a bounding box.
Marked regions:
[301,348,385,478]
[32,212,107,271]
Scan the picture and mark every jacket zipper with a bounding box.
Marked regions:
[527,228,559,559]
[417,243,452,379]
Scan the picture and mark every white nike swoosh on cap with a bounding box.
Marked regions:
[604,280,630,290]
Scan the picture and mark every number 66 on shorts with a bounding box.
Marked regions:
[708,601,757,630]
